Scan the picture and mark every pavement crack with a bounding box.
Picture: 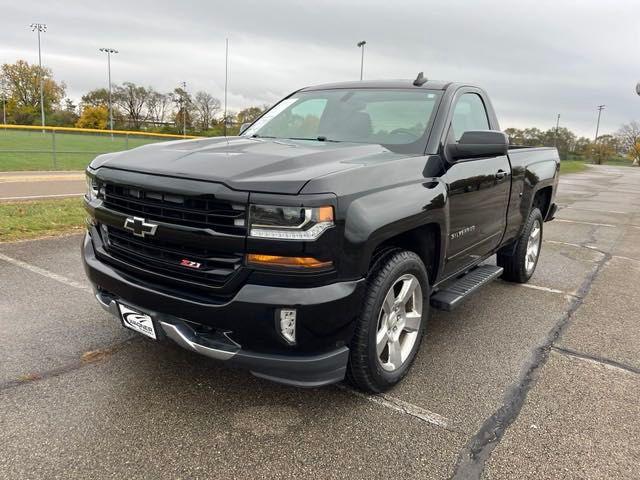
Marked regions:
[0,338,138,393]
[451,247,613,480]
[551,346,640,375]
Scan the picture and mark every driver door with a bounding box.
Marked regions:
[442,92,511,276]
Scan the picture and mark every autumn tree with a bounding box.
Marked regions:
[75,105,109,129]
[192,91,221,130]
[81,88,110,108]
[113,82,149,129]
[146,89,172,126]
[1,60,65,125]
[616,122,640,166]
[236,106,267,124]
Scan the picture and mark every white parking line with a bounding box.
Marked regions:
[0,252,91,292]
[562,206,627,215]
[554,219,616,228]
[517,283,566,295]
[337,384,452,430]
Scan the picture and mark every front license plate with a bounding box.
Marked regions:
[118,303,157,340]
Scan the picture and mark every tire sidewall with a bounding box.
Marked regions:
[518,208,544,281]
[365,253,429,387]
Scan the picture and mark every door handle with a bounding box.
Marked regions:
[495,170,507,180]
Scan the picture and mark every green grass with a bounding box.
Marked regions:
[0,129,174,171]
[0,197,86,242]
[559,160,588,174]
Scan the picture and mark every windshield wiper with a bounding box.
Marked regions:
[286,136,341,143]
[251,134,276,139]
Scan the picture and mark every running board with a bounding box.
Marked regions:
[430,265,503,311]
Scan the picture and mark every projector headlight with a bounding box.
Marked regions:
[86,174,98,201]
[249,205,334,240]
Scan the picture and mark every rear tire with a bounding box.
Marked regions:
[498,207,543,283]
[347,250,429,393]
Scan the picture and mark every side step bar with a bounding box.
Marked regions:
[430,265,503,311]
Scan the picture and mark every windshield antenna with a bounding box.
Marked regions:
[413,72,428,86]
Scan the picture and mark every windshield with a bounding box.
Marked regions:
[243,88,442,154]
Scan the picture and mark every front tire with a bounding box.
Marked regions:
[347,250,429,393]
[497,207,543,283]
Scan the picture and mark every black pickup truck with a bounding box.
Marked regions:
[83,77,559,392]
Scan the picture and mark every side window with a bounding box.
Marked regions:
[451,93,490,141]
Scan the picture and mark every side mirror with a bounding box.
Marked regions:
[446,130,509,161]
[239,122,252,135]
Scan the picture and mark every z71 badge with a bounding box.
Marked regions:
[180,259,202,269]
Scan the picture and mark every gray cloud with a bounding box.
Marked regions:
[2,0,638,136]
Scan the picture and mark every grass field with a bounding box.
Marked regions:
[559,160,588,174]
[0,129,174,171]
[0,197,86,242]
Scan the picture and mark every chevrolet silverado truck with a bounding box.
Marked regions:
[83,76,559,392]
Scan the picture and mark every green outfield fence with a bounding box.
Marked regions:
[0,124,200,171]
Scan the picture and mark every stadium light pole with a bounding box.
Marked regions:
[99,48,118,132]
[357,41,366,80]
[224,38,229,137]
[1,77,6,126]
[30,23,47,130]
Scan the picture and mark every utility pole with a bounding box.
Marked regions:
[224,38,229,137]
[593,105,605,165]
[554,114,560,147]
[30,23,47,130]
[357,41,366,81]
[99,48,118,132]
[180,81,187,137]
[594,105,605,143]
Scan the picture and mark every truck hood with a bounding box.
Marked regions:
[90,136,409,194]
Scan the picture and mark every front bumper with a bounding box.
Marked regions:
[83,233,364,387]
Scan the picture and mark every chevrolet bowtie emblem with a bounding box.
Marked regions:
[123,216,158,238]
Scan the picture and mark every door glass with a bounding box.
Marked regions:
[451,93,490,141]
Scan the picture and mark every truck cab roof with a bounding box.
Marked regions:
[300,79,460,92]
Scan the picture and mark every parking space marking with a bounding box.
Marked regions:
[554,219,616,228]
[336,384,453,430]
[612,255,640,263]
[0,252,91,292]
[562,206,628,215]
[517,283,566,295]
[544,240,603,252]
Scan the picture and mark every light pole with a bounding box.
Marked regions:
[99,48,118,132]
[636,82,640,97]
[554,113,560,148]
[224,37,229,137]
[1,77,6,126]
[357,41,366,81]
[30,23,47,129]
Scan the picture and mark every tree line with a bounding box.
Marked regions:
[504,125,640,166]
[1,59,639,165]
[0,60,268,135]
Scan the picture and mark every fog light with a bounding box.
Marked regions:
[278,309,297,345]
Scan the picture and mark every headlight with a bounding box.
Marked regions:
[249,205,334,240]
[86,175,98,201]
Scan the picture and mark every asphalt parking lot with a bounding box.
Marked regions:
[1,165,639,479]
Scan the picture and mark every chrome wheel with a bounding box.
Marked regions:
[376,274,423,372]
[525,219,541,274]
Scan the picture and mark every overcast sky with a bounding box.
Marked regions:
[2,0,638,136]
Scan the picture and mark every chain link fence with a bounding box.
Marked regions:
[0,125,199,171]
